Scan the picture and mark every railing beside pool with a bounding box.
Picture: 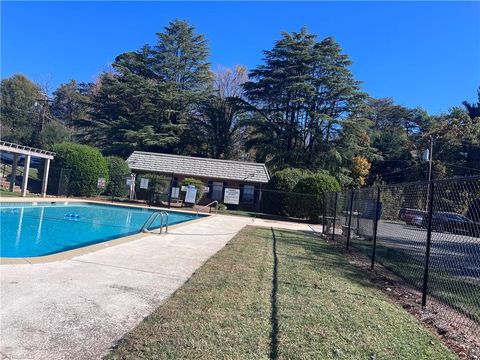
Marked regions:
[196,201,219,216]
[141,210,170,234]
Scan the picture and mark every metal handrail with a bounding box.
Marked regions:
[158,212,164,235]
[196,201,219,216]
[141,210,170,234]
[141,212,160,233]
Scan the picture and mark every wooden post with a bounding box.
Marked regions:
[9,154,18,192]
[41,158,50,197]
[21,155,31,197]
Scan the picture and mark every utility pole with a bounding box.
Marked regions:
[34,94,53,146]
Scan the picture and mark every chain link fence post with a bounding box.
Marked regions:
[331,192,338,241]
[422,180,435,307]
[167,176,173,208]
[370,187,381,270]
[322,192,326,234]
[57,168,71,197]
[346,190,355,249]
[257,186,263,215]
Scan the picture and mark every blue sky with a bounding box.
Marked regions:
[2,1,479,114]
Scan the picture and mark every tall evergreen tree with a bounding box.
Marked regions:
[244,27,369,184]
[196,65,249,159]
[425,107,480,179]
[462,86,480,119]
[366,98,421,183]
[244,28,316,168]
[51,80,90,128]
[0,74,43,145]
[76,20,212,156]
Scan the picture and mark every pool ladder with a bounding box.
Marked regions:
[141,210,170,234]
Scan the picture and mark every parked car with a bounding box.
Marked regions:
[422,212,480,237]
[409,215,424,227]
[0,152,14,165]
[399,208,427,226]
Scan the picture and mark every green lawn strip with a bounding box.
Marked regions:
[273,229,456,360]
[107,226,272,359]
[350,238,480,322]
[0,189,38,197]
[107,226,457,360]
[0,190,19,197]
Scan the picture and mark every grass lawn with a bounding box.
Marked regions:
[0,189,38,197]
[0,189,19,197]
[107,227,457,360]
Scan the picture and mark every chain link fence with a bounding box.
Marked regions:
[323,176,480,338]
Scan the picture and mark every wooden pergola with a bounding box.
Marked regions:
[0,141,55,197]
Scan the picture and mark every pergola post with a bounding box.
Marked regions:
[9,154,19,192]
[21,155,31,197]
[41,158,51,198]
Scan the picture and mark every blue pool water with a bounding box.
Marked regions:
[0,202,200,257]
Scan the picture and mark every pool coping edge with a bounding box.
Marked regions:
[0,200,211,265]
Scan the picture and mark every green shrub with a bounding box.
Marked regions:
[50,143,109,196]
[105,156,130,197]
[140,175,171,206]
[181,178,205,206]
[261,168,311,215]
[39,122,71,150]
[288,173,340,222]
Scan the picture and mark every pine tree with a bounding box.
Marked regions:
[196,66,249,159]
[244,28,316,168]
[462,86,480,119]
[51,80,90,127]
[77,20,212,156]
[244,28,367,175]
[0,74,43,145]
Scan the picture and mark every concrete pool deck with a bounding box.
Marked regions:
[0,213,314,360]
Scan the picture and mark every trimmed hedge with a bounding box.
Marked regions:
[288,173,340,222]
[105,156,130,197]
[50,143,109,197]
[260,168,311,215]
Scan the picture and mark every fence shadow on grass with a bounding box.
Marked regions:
[269,228,382,303]
[270,228,279,360]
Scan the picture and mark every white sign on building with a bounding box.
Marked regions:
[224,188,240,205]
[171,187,180,199]
[139,178,149,189]
[185,185,197,203]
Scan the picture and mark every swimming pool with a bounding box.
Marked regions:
[0,202,201,258]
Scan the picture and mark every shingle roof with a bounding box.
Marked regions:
[127,151,270,184]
